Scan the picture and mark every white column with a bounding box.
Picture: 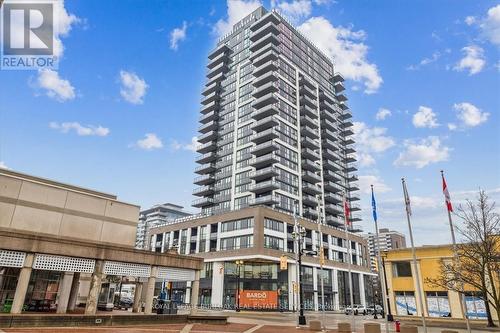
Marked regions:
[216,222,221,251]
[186,228,192,255]
[288,262,297,311]
[11,253,34,314]
[144,266,158,315]
[161,232,166,253]
[333,269,340,311]
[195,226,201,253]
[56,271,75,313]
[211,261,224,307]
[185,280,192,304]
[313,266,319,311]
[359,273,366,306]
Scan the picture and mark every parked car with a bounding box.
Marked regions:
[345,304,367,315]
[366,305,384,315]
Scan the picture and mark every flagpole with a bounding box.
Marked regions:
[441,171,471,333]
[401,178,427,333]
[371,185,390,333]
[344,191,355,332]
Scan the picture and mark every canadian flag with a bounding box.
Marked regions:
[343,195,351,226]
[442,172,453,212]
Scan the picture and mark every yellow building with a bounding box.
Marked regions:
[382,244,497,321]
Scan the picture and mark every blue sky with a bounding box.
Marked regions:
[0,0,499,245]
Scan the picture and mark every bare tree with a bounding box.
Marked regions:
[427,190,500,327]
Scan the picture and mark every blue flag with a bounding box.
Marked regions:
[371,186,378,223]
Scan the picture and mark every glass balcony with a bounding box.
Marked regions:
[197,141,217,154]
[252,80,278,98]
[300,115,318,128]
[252,103,279,121]
[251,141,279,156]
[251,48,278,67]
[251,115,279,131]
[249,166,279,181]
[249,32,280,52]
[198,120,217,133]
[302,170,321,183]
[194,174,215,186]
[301,148,320,161]
[325,193,343,204]
[200,100,218,114]
[252,71,278,87]
[194,163,216,175]
[302,182,322,195]
[249,194,280,206]
[193,185,215,196]
[195,152,216,164]
[197,130,216,144]
[250,21,279,42]
[250,179,280,194]
[250,152,279,168]
[192,197,214,208]
[301,125,319,139]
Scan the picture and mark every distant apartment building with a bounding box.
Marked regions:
[364,228,406,271]
[193,6,361,231]
[135,203,191,249]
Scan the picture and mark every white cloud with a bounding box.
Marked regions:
[36,69,75,102]
[0,161,9,169]
[453,45,485,75]
[135,133,163,150]
[170,21,188,50]
[406,51,441,71]
[480,4,500,46]
[119,70,148,105]
[352,122,395,167]
[49,122,110,136]
[356,153,376,167]
[358,175,391,194]
[353,122,396,153]
[394,136,450,169]
[412,106,439,128]
[447,123,457,131]
[272,0,312,23]
[214,0,262,38]
[298,17,382,94]
[375,108,391,121]
[171,136,200,152]
[453,102,489,128]
[465,16,476,26]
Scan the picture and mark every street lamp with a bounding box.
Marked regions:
[292,224,307,326]
[235,260,244,312]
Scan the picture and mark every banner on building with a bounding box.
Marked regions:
[238,290,278,309]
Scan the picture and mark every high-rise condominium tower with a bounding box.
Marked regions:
[193,7,360,230]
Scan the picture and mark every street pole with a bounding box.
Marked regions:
[441,171,471,333]
[381,257,393,321]
[343,192,355,332]
[402,178,427,333]
[317,202,326,332]
[293,205,307,326]
[235,260,243,312]
[298,229,306,325]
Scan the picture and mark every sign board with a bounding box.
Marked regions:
[280,255,287,270]
[239,290,278,309]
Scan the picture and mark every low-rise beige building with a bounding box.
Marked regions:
[0,169,203,315]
